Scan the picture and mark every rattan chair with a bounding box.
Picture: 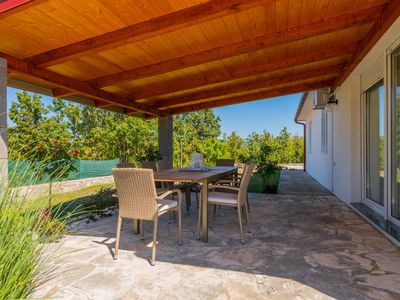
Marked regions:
[159,159,200,213]
[197,163,256,244]
[112,168,182,266]
[140,161,158,171]
[216,158,235,166]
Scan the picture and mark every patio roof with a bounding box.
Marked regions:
[1,0,399,118]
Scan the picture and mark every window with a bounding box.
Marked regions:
[307,121,312,153]
[321,110,328,153]
[391,47,400,220]
[365,80,384,206]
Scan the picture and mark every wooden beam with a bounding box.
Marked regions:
[0,0,46,20]
[89,6,382,88]
[164,80,334,115]
[52,87,76,98]
[95,100,113,108]
[26,0,271,67]
[333,0,400,88]
[152,65,343,109]
[0,52,160,116]
[128,43,357,100]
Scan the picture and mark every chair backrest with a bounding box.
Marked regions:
[140,161,158,171]
[116,162,134,168]
[216,158,235,166]
[112,168,158,220]
[238,163,256,204]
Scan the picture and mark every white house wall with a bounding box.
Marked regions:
[305,105,333,191]
[303,16,400,205]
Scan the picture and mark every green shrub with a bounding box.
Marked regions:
[250,143,281,193]
[0,161,78,299]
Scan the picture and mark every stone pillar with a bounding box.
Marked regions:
[158,116,173,169]
[0,58,7,186]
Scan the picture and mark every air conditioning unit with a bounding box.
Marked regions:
[312,88,329,110]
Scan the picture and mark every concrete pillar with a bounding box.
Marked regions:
[0,58,7,185]
[158,116,173,169]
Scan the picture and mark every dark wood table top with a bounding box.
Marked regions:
[154,166,238,183]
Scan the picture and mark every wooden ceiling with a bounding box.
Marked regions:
[1,0,399,118]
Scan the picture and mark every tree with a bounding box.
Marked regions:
[9,92,304,175]
[173,110,221,167]
[224,131,248,162]
[8,92,78,202]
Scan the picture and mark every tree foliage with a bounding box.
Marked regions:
[8,92,158,165]
[8,92,304,168]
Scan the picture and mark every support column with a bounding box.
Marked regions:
[0,58,7,186]
[158,115,173,169]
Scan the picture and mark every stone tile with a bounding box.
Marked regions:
[34,193,400,300]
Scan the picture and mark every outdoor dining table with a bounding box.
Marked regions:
[152,166,238,242]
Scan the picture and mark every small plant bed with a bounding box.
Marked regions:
[44,184,118,228]
[248,171,281,193]
[263,170,281,193]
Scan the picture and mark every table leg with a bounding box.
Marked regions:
[200,179,208,242]
[185,185,191,214]
[133,219,140,235]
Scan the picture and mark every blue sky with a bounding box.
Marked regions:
[214,93,303,137]
[7,87,303,138]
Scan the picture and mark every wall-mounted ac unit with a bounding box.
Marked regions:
[312,88,329,110]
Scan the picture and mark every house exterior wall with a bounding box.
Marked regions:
[304,104,333,191]
[301,16,400,205]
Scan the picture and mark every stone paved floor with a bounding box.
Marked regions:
[279,170,332,195]
[35,193,400,300]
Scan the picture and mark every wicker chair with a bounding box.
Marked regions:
[159,159,200,213]
[197,163,255,244]
[112,168,182,266]
[216,158,235,166]
[140,161,158,171]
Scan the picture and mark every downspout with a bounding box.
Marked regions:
[295,120,306,172]
[294,92,309,173]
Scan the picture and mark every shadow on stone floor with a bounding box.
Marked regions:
[36,193,400,300]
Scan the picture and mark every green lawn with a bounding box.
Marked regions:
[44,184,114,207]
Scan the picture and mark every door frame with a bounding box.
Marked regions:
[361,78,386,217]
[387,42,400,227]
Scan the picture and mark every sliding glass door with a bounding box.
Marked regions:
[391,48,400,221]
[365,80,385,209]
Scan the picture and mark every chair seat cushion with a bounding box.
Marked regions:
[208,191,238,206]
[157,199,178,213]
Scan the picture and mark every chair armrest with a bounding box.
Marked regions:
[157,189,182,205]
[156,187,170,195]
[214,179,240,186]
[209,185,240,192]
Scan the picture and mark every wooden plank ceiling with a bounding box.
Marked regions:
[0,0,399,117]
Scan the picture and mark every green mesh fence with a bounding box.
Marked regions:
[8,159,119,186]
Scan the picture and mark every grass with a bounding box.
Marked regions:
[43,183,114,207]
[37,184,117,221]
[0,165,80,299]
